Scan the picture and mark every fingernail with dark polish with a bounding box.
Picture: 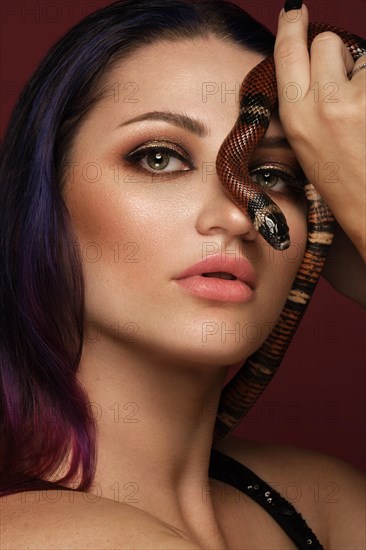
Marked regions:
[284,0,303,12]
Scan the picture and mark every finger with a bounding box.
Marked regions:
[309,32,354,85]
[274,4,310,105]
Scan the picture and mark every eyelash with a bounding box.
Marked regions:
[123,141,194,177]
[123,141,306,194]
[249,162,306,195]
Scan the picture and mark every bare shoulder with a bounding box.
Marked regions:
[215,435,365,550]
[0,489,201,550]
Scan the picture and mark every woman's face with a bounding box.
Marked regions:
[63,36,307,367]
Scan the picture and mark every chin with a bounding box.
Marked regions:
[174,338,258,369]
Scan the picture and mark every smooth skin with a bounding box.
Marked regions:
[1,4,365,550]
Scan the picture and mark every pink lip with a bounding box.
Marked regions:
[173,253,256,303]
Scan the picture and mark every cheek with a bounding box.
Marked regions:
[61,171,144,306]
[62,167,182,294]
[62,165,148,259]
[289,197,308,262]
[258,198,307,315]
[277,198,308,288]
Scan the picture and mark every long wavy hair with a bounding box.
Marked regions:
[0,0,275,496]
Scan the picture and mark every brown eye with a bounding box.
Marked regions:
[252,170,280,189]
[249,162,306,195]
[123,142,194,177]
[146,150,170,170]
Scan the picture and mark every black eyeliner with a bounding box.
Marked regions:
[122,141,195,178]
[249,162,306,195]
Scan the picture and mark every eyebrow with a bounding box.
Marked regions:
[115,111,209,137]
[115,111,291,149]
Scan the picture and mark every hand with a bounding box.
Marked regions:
[274,4,366,267]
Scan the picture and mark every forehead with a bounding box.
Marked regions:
[99,38,261,111]
[109,35,263,80]
[88,35,284,139]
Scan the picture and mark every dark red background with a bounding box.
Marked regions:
[1,0,365,470]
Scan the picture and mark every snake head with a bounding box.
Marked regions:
[251,204,290,251]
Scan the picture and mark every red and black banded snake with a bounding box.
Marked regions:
[213,23,366,444]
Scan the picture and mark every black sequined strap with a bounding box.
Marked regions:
[209,448,324,550]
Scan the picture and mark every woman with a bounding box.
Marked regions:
[0,0,365,548]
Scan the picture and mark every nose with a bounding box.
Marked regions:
[196,163,259,242]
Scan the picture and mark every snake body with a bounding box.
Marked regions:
[213,24,366,444]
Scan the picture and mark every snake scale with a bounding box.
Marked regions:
[213,23,366,444]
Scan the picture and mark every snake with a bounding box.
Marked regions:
[213,23,366,444]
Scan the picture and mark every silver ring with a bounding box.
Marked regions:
[350,62,366,78]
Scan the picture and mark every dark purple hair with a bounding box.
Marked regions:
[0,0,275,496]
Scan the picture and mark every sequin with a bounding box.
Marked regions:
[209,448,324,549]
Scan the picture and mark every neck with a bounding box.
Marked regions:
[67,334,231,545]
